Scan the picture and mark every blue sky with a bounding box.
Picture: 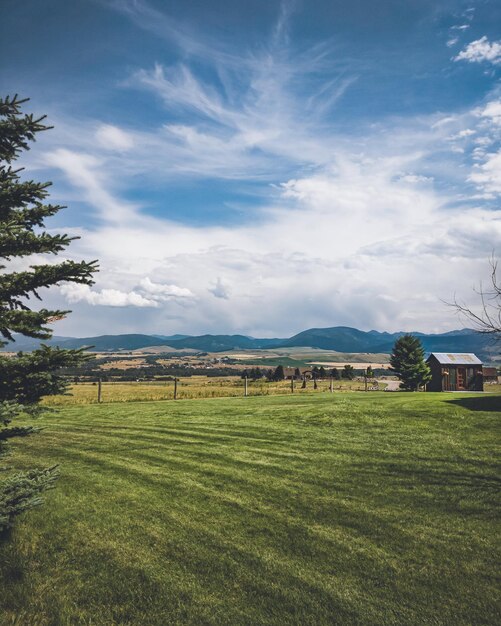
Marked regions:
[1,0,500,337]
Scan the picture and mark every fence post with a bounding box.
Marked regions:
[174,377,178,400]
[365,372,368,392]
[244,376,248,397]
[302,374,307,389]
[97,378,102,403]
[330,377,333,393]
[291,377,294,393]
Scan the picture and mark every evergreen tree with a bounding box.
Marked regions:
[390,334,431,391]
[342,364,355,380]
[249,367,262,380]
[294,367,301,380]
[318,365,326,378]
[330,367,340,380]
[0,95,98,533]
[272,365,285,381]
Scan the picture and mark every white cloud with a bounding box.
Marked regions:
[48,131,500,336]
[44,149,138,222]
[139,277,194,299]
[96,125,134,151]
[479,100,501,126]
[454,37,501,65]
[121,18,356,181]
[208,277,231,300]
[452,128,476,139]
[61,284,157,307]
[399,174,434,183]
[469,150,501,194]
[474,136,493,146]
[431,116,457,128]
[447,38,459,48]
[134,64,237,128]
[33,4,501,336]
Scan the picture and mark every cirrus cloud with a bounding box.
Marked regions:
[23,1,501,337]
[96,124,134,151]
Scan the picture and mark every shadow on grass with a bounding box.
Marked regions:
[445,395,501,412]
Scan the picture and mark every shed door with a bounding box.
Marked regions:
[457,367,466,390]
[449,367,456,391]
[466,367,475,390]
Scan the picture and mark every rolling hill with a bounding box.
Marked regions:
[1,326,497,359]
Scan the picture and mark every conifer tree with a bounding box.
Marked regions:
[272,365,285,381]
[390,334,431,391]
[342,364,355,380]
[0,95,98,533]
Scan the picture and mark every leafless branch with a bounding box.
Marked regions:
[445,255,501,337]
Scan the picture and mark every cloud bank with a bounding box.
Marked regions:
[18,1,501,337]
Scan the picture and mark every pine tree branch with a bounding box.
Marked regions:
[0,231,75,258]
[0,95,51,163]
[0,260,99,303]
[0,426,39,441]
[0,178,51,216]
[0,466,59,533]
[0,346,94,403]
[0,308,70,344]
[0,401,24,427]
[0,194,62,227]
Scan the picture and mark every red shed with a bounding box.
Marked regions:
[426,353,483,392]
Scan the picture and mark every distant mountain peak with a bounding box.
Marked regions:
[1,326,491,359]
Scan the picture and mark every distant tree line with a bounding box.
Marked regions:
[241,364,370,382]
[61,360,247,382]
[60,356,389,385]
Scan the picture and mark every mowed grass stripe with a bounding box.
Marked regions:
[1,392,500,625]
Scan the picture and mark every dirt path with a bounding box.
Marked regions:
[379,379,401,391]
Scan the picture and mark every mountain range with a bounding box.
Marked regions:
[1,327,497,359]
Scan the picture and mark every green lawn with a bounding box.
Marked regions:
[1,392,500,625]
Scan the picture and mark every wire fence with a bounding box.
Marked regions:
[43,375,392,406]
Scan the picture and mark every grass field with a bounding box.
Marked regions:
[42,377,387,406]
[1,392,500,625]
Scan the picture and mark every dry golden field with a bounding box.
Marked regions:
[42,376,386,406]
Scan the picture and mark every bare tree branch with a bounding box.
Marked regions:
[445,256,501,338]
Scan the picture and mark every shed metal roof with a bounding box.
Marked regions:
[427,353,482,365]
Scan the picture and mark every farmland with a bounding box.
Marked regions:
[39,346,393,385]
[42,376,388,406]
[1,391,500,625]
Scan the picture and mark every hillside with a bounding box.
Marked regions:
[280,326,389,352]
[280,326,497,358]
[1,334,176,352]
[1,326,496,359]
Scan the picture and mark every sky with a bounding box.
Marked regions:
[1,0,501,338]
